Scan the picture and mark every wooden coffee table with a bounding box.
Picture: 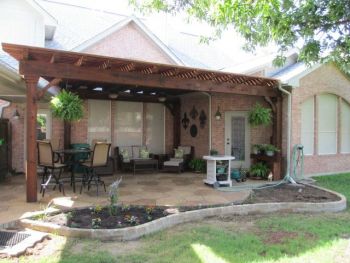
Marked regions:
[132,159,158,175]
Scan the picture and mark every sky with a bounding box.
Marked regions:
[45,0,274,57]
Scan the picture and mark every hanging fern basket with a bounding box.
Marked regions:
[248,103,272,126]
[50,90,84,122]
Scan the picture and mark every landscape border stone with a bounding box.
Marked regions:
[19,184,347,241]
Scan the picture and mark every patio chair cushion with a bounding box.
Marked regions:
[174,148,184,159]
[164,160,183,167]
[169,158,184,162]
[120,149,130,162]
[177,146,191,155]
[140,148,150,159]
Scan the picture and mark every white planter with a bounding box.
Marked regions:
[265,151,275,157]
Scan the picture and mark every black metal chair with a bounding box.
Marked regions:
[37,140,68,197]
[80,142,111,195]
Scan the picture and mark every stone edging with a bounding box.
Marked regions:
[19,184,347,241]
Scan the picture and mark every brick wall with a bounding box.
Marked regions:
[2,103,25,173]
[84,22,174,64]
[211,93,273,154]
[180,93,209,158]
[71,100,88,144]
[291,64,350,175]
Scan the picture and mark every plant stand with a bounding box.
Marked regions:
[203,156,235,187]
[250,153,282,180]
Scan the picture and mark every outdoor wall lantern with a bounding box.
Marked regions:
[109,93,119,99]
[215,106,222,120]
[13,108,20,120]
[181,113,190,129]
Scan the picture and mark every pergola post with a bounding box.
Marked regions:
[25,75,39,202]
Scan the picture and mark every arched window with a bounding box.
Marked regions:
[318,94,337,155]
[301,97,314,155]
[341,100,350,153]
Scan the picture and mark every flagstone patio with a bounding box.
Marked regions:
[0,172,251,225]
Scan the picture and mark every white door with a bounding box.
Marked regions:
[224,112,250,168]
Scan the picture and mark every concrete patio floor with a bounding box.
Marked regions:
[0,172,252,224]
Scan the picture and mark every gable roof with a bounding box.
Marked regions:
[272,62,322,87]
[72,16,185,65]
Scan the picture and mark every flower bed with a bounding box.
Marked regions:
[38,206,168,229]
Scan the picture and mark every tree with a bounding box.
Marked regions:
[129,0,350,74]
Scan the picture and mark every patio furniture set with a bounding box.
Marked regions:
[115,145,194,174]
[37,140,194,197]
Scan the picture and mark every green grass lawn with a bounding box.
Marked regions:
[3,173,350,263]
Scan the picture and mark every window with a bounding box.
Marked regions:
[318,94,337,155]
[37,109,51,140]
[88,100,111,144]
[145,103,165,154]
[301,97,314,155]
[114,101,143,146]
[341,100,350,153]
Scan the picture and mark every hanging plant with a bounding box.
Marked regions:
[248,103,272,126]
[50,90,84,122]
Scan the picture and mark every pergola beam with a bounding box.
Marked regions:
[19,60,278,97]
[24,75,39,202]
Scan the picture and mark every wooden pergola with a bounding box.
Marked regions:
[2,43,282,202]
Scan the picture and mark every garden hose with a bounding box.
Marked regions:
[292,144,305,181]
[215,144,306,192]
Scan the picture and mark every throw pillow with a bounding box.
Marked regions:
[120,149,130,162]
[174,148,184,159]
[140,148,150,159]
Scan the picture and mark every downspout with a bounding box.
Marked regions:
[277,81,296,184]
[0,100,10,118]
[201,92,211,151]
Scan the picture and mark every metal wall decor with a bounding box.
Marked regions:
[189,105,198,119]
[181,112,190,129]
[199,110,207,128]
[190,124,198,137]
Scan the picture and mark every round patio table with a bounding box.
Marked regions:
[54,148,92,193]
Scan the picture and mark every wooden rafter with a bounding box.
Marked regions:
[19,60,279,97]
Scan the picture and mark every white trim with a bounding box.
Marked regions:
[37,108,52,140]
[224,111,251,168]
[0,100,10,118]
[163,105,166,154]
[279,63,322,88]
[72,16,184,66]
[27,0,58,25]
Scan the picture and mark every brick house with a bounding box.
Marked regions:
[0,0,350,180]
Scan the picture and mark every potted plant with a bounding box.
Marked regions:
[189,159,206,173]
[50,90,84,122]
[249,162,269,179]
[248,103,272,126]
[210,149,218,156]
[0,138,4,146]
[262,144,279,157]
[252,144,262,155]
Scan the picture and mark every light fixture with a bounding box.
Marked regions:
[158,96,166,102]
[215,106,222,120]
[108,93,118,99]
[13,108,20,120]
[93,87,103,92]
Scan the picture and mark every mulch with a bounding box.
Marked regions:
[246,183,340,203]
